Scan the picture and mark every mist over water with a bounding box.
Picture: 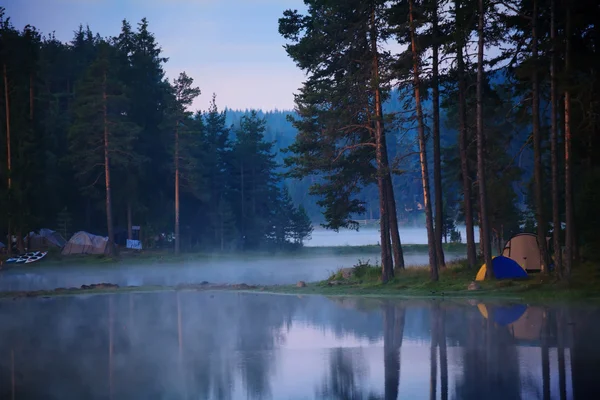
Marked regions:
[0,251,466,292]
[305,225,480,246]
[0,292,592,399]
[0,229,469,292]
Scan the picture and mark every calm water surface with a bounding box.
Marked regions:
[0,291,594,399]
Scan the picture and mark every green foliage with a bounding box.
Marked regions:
[279,0,390,231]
[291,204,313,245]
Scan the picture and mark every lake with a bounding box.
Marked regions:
[0,291,591,399]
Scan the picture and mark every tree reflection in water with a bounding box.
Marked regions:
[0,292,596,399]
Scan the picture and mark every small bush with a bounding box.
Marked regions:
[353,259,380,280]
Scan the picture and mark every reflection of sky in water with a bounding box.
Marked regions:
[0,292,585,399]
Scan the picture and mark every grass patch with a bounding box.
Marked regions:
[258,259,600,303]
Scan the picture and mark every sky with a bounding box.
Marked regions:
[4,0,308,111]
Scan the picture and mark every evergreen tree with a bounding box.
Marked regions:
[69,40,140,255]
[269,185,296,249]
[291,204,313,246]
[202,94,236,248]
[230,111,280,250]
[167,71,201,254]
[279,0,405,281]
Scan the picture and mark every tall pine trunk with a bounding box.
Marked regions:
[532,0,549,274]
[174,122,180,255]
[409,0,438,281]
[456,0,477,268]
[379,96,404,269]
[371,8,393,281]
[550,0,562,277]
[386,179,405,270]
[127,202,133,240]
[103,70,115,257]
[477,0,493,279]
[563,3,573,279]
[432,3,446,268]
[3,63,12,256]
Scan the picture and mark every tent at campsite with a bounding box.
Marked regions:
[475,255,528,281]
[502,233,544,272]
[62,231,110,256]
[26,229,67,250]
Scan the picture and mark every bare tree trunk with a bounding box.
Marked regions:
[103,70,115,257]
[455,0,477,268]
[477,0,494,279]
[532,0,550,274]
[386,179,405,269]
[127,202,133,240]
[371,8,393,281]
[432,1,446,269]
[550,0,562,277]
[564,3,573,279]
[3,63,12,257]
[174,122,180,255]
[409,0,438,281]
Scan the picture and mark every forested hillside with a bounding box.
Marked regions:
[0,12,312,255]
[226,73,534,233]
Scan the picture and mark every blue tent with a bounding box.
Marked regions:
[476,255,528,281]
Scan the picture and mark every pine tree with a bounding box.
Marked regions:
[453,0,477,268]
[69,40,140,256]
[407,0,439,281]
[269,185,296,248]
[291,204,313,246]
[279,0,404,281]
[231,111,279,250]
[169,72,200,255]
[114,18,170,233]
[202,94,234,248]
[476,0,494,279]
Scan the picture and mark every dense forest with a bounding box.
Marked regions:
[0,10,313,256]
[278,0,599,282]
[1,0,600,284]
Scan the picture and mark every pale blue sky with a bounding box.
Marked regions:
[4,0,307,111]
